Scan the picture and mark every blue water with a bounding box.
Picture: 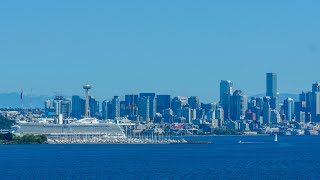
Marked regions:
[0,136,320,180]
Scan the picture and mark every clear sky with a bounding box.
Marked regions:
[0,0,319,102]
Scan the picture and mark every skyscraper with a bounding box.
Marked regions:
[61,99,71,119]
[139,93,156,121]
[138,96,150,122]
[112,96,120,119]
[156,95,171,113]
[125,95,139,119]
[231,90,248,120]
[89,96,99,117]
[266,73,277,98]
[220,80,233,120]
[263,97,271,124]
[220,80,233,104]
[310,82,320,122]
[188,96,200,109]
[266,73,279,110]
[283,98,294,121]
[71,95,85,119]
[101,100,109,120]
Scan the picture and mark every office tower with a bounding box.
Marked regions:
[112,96,120,119]
[44,100,55,117]
[139,93,156,121]
[138,96,150,122]
[83,84,92,118]
[220,80,233,103]
[215,106,224,127]
[311,82,320,121]
[171,96,188,117]
[171,97,183,117]
[263,97,271,124]
[52,95,71,120]
[72,95,85,119]
[182,107,193,124]
[283,98,294,121]
[163,108,174,123]
[188,96,200,109]
[266,73,279,110]
[102,100,113,120]
[300,92,307,102]
[156,95,171,113]
[196,108,205,119]
[295,101,306,122]
[206,109,215,120]
[270,109,281,123]
[201,103,216,112]
[107,101,113,119]
[61,99,71,119]
[266,73,277,98]
[248,97,257,112]
[102,100,108,120]
[89,96,99,117]
[120,101,126,117]
[231,90,248,120]
[220,80,233,120]
[125,95,138,118]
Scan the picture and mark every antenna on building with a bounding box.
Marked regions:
[29,88,34,109]
[20,88,24,110]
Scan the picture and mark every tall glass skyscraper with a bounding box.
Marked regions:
[139,93,156,121]
[220,80,233,103]
[220,80,233,120]
[266,73,277,98]
[156,95,171,113]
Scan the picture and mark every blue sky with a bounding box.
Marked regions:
[0,0,319,102]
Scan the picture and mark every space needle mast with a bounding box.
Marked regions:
[83,83,92,118]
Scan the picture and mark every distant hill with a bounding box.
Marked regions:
[0,93,51,109]
[250,93,300,102]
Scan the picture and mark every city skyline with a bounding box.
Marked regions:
[0,73,317,104]
[0,1,320,101]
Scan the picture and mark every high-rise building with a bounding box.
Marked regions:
[139,93,156,121]
[266,73,277,98]
[156,95,171,113]
[215,106,224,127]
[125,95,139,119]
[266,73,279,110]
[138,96,150,122]
[101,100,109,120]
[220,80,233,104]
[162,108,174,123]
[312,82,320,122]
[71,95,85,119]
[220,80,233,120]
[120,101,126,117]
[44,100,56,117]
[61,99,71,119]
[231,90,248,120]
[283,98,294,121]
[188,96,200,109]
[270,109,281,123]
[89,96,99,117]
[263,97,271,124]
[112,96,120,119]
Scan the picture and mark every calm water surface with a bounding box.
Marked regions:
[0,136,320,180]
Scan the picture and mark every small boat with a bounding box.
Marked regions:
[238,140,243,144]
[274,134,278,142]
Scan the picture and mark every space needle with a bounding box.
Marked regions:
[83,83,92,118]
